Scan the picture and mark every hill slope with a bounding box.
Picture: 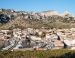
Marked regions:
[0,9,75,29]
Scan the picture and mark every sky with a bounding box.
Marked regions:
[0,0,75,15]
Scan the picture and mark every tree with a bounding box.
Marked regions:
[0,14,10,24]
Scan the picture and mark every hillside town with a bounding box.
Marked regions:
[0,28,75,51]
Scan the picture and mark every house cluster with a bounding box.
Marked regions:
[0,28,75,51]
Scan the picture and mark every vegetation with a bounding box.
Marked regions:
[0,18,75,29]
[0,49,75,58]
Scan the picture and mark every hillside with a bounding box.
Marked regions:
[0,9,75,29]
